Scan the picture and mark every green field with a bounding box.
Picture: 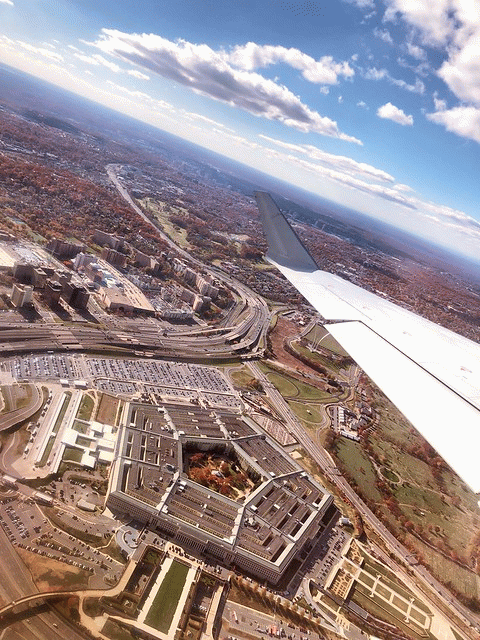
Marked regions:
[303,324,350,357]
[267,372,299,397]
[38,435,56,467]
[62,446,84,463]
[291,340,346,375]
[72,420,89,434]
[287,400,325,425]
[350,583,432,640]
[328,376,480,602]
[229,367,258,390]
[144,560,189,633]
[260,363,333,402]
[335,438,383,503]
[140,198,190,248]
[53,392,72,433]
[76,394,94,421]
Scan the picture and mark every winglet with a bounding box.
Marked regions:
[255,191,318,272]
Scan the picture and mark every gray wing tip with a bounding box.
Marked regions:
[255,191,318,272]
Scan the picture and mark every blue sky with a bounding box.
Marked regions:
[1,0,480,260]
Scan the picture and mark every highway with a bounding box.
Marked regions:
[0,384,42,432]
[0,309,268,360]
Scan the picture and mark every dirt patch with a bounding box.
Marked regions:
[16,547,91,591]
[270,317,321,378]
[269,317,330,391]
[96,393,120,425]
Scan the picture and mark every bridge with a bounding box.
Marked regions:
[0,590,78,620]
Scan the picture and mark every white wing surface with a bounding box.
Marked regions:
[255,191,480,494]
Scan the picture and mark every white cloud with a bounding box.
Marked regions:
[432,92,447,112]
[392,75,425,94]
[258,134,395,182]
[0,0,14,6]
[438,36,480,106]
[383,2,480,103]
[91,29,361,144]
[254,132,480,250]
[373,28,393,44]
[106,80,175,112]
[229,42,354,85]
[127,69,150,80]
[377,102,414,125]
[365,67,388,81]
[406,42,426,60]
[182,110,234,132]
[214,130,260,150]
[427,106,480,144]
[356,100,368,109]
[280,152,415,208]
[344,0,375,8]
[74,52,120,73]
[380,1,480,144]
[393,182,414,192]
[15,40,64,63]
[364,66,424,93]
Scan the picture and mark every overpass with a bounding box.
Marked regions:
[0,590,78,619]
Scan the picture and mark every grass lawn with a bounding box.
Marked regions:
[294,379,333,401]
[76,394,94,421]
[412,537,479,600]
[230,367,258,389]
[144,560,189,633]
[101,619,137,640]
[335,439,383,503]
[38,435,56,467]
[267,372,299,397]
[380,467,400,483]
[330,375,480,603]
[360,555,431,615]
[260,362,333,402]
[287,400,325,425]
[76,435,92,447]
[291,340,345,375]
[140,198,191,248]
[62,446,84,463]
[53,392,72,433]
[350,583,432,640]
[72,420,89,434]
[304,324,349,357]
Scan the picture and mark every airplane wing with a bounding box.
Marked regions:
[255,191,480,495]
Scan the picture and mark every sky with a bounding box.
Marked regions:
[1,0,480,261]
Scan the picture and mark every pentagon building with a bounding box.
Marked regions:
[107,402,337,584]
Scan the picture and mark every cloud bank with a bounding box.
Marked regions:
[92,29,361,144]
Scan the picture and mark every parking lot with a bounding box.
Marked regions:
[311,527,349,586]
[0,492,123,588]
[3,355,237,399]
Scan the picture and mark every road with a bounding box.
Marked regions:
[0,384,42,432]
[0,527,87,640]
